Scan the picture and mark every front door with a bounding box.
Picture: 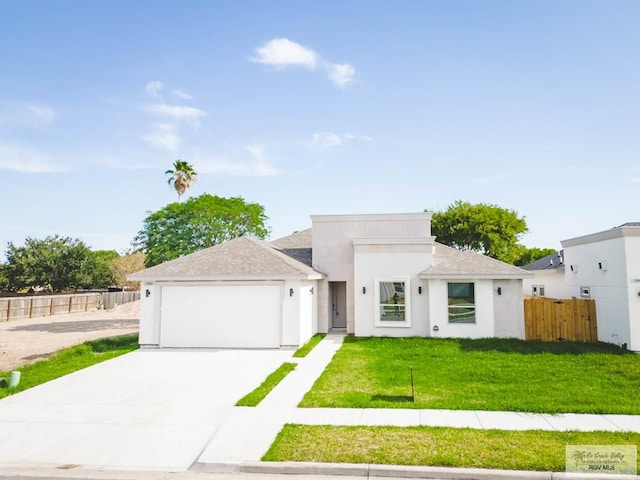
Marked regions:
[330,281,347,329]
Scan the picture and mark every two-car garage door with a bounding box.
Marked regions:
[160,284,282,348]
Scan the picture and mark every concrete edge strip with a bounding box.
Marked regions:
[194,461,639,480]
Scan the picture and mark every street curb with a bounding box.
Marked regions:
[194,461,639,480]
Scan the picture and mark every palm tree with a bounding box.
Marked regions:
[165,160,197,202]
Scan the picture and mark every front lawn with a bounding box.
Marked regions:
[0,334,139,399]
[299,336,640,414]
[264,424,640,472]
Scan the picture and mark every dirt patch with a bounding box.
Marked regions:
[0,301,140,371]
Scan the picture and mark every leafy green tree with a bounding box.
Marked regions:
[0,264,8,292]
[428,200,528,264]
[5,235,97,292]
[514,247,557,266]
[89,250,119,288]
[165,159,197,202]
[134,194,270,267]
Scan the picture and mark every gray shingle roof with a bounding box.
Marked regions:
[270,228,313,267]
[520,250,564,271]
[420,243,532,278]
[129,235,323,281]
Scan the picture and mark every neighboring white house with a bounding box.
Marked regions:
[129,212,531,349]
[520,250,570,299]
[560,223,640,351]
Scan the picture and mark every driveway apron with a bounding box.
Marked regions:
[0,349,292,470]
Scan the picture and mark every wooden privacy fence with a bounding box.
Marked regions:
[524,297,598,342]
[0,293,100,322]
[0,291,140,322]
[100,291,140,310]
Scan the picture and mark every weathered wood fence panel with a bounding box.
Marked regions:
[0,291,141,321]
[100,291,140,310]
[524,297,598,342]
[0,293,101,322]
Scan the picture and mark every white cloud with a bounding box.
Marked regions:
[141,123,180,152]
[172,89,193,100]
[328,63,356,88]
[0,102,56,127]
[251,38,357,88]
[309,132,374,149]
[251,38,318,68]
[195,145,278,176]
[147,103,207,120]
[145,80,163,98]
[0,141,67,173]
[310,132,343,148]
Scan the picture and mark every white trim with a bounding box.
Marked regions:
[374,277,412,328]
[311,213,431,223]
[561,225,640,247]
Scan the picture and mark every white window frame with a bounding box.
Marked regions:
[374,277,411,328]
[447,281,476,324]
[538,285,545,297]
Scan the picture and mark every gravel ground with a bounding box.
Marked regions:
[0,301,139,371]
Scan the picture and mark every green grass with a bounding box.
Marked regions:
[299,336,640,414]
[0,334,139,399]
[264,424,640,472]
[236,362,297,406]
[293,333,326,358]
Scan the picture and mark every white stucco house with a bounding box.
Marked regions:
[129,212,531,349]
[560,223,640,351]
[521,250,569,298]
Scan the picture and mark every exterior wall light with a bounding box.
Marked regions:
[497,287,502,295]
[289,288,294,297]
[418,286,422,294]
[145,289,151,298]
[310,287,314,294]
[362,286,366,294]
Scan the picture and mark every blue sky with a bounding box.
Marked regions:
[1,0,639,256]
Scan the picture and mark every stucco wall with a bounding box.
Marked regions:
[624,235,640,351]
[276,279,318,347]
[316,279,330,333]
[493,279,525,338]
[427,279,495,339]
[139,283,160,346]
[563,236,631,348]
[312,213,432,333]
[353,242,432,337]
[522,270,569,299]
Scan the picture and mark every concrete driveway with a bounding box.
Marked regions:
[0,348,292,470]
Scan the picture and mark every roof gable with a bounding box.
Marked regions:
[520,250,564,271]
[129,235,322,281]
[270,228,313,267]
[420,243,531,278]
